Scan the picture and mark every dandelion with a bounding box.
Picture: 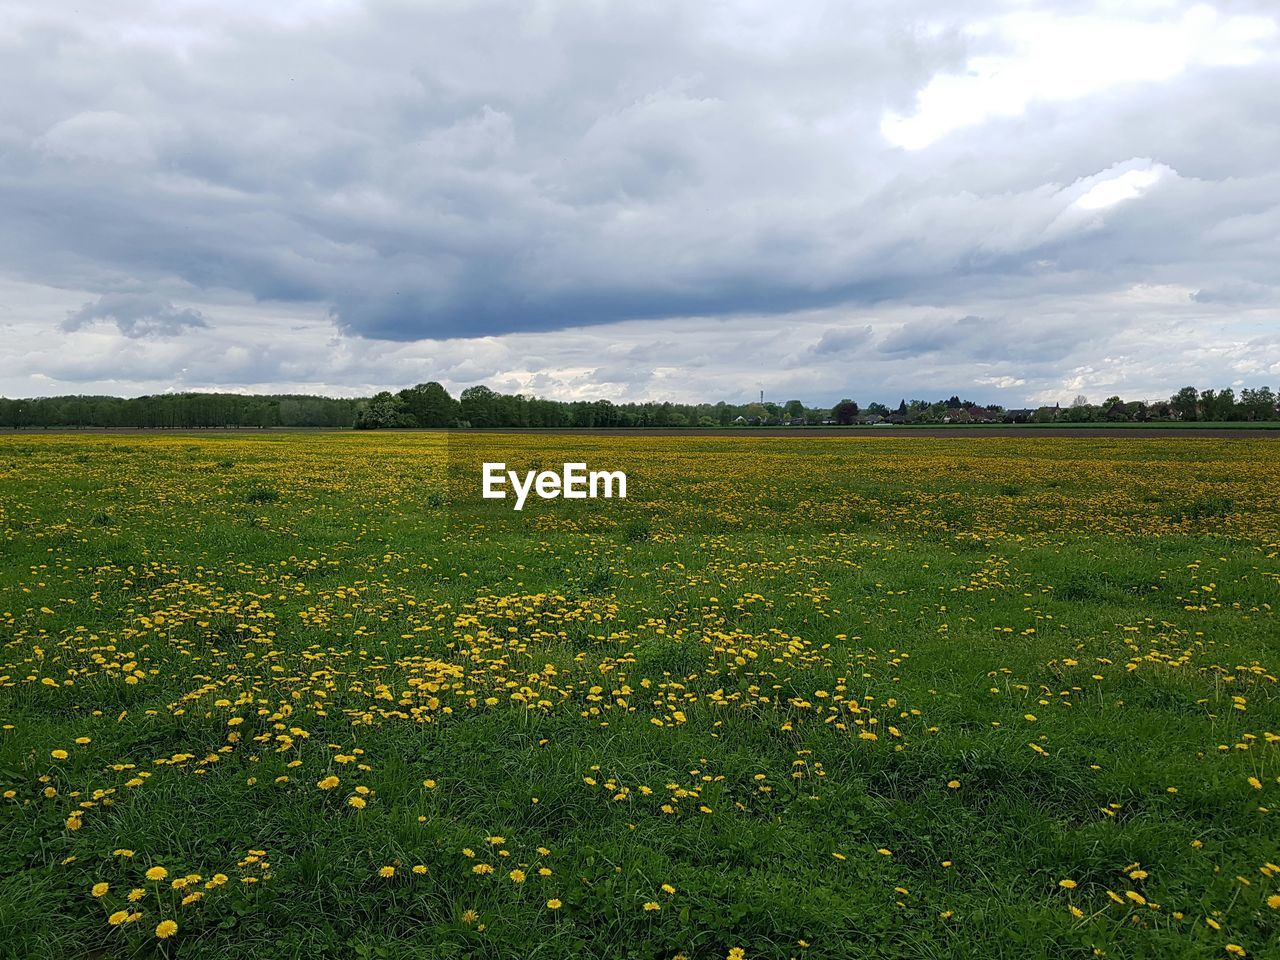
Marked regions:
[509,869,526,883]
[1059,879,1077,890]
[107,910,130,926]
[347,795,366,809]
[413,865,428,875]
[546,898,562,910]
[317,776,339,790]
[91,882,109,898]
[145,866,168,881]
[155,919,178,939]
[51,749,68,760]
[378,865,395,878]
[643,901,660,912]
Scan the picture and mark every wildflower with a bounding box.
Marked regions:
[91,882,109,898]
[113,849,135,858]
[51,749,68,760]
[728,949,746,960]
[128,888,146,902]
[1059,879,1077,890]
[378,865,395,878]
[108,910,130,926]
[317,776,339,790]
[509,869,525,883]
[661,883,676,894]
[947,780,960,789]
[413,865,428,875]
[643,901,660,911]
[155,919,178,939]
[145,866,168,881]
[546,898,562,910]
[348,795,366,809]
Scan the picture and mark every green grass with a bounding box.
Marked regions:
[0,432,1278,960]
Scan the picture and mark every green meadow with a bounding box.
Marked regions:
[1,432,1277,959]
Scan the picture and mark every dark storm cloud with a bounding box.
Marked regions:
[2,0,1279,402]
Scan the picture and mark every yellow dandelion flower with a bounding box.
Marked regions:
[145,866,168,881]
[155,919,178,939]
[91,882,109,898]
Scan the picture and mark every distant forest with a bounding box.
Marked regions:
[1,383,1277,429]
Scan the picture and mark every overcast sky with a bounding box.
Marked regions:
[2,0,1278,406]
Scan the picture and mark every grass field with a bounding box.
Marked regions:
[2,433,1278,960]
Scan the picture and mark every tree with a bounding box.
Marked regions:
[832,399,859,425]
[783,400,805,420]
[1171,386,1199,421]
[459,385,498,427]
[399,382,458,427]
[1071,394,1088,408]
[354,392,413,429]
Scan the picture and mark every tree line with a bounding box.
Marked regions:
[0,383,1276,430]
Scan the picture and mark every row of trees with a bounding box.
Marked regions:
[1166,386,1279,422]
[2,384,1276,430]
[0,393,360,429]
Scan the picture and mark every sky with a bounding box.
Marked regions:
[1,0,1278,407]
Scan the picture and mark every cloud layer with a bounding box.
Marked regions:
[1,0,1278,404]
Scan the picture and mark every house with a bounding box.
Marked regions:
[968,406,997,423]
[732,415,747,425]
[1004,408,1036,423]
